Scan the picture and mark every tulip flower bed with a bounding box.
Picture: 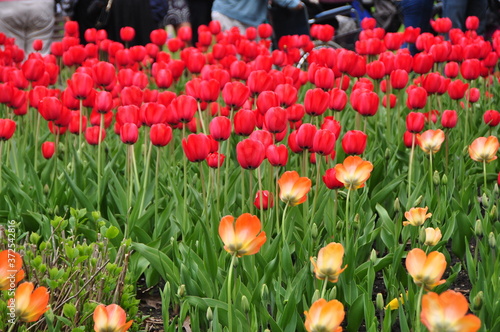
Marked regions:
[1,16,500,332]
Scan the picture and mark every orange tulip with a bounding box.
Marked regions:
[334,155,373,190]
[0,250,25,290]
[421,290,481,332]
[310,242,347,283]
[11,282,49,322]
[93,304,133,332]
[424,227,442,246]
[304,298,345,332]
[416,129,445,154]
[406,248,446,290]
[218,213,266,257]
[403,206,432,226]
[277,171,312,206]
[468,136,499,163]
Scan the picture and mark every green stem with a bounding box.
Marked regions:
[483,160,487,190]
[139,139,153,215]
[415,286,425,332]
[182,125,188,233]
[241,168,246,212]
[78,99,83,153]
[198,101,206,134]
[408,134,416,199]
[154,148,161,236]
[7,319,16,332]
[0,141,3,191]
[34,111,41,172]
[97,113,104,211]
[320,278,329,299]
[281,203,289,245]
[312,156,321,221]
[257,166,264,221]
[345,189,351,249]
[429,152,433,197]
[227,254,237,332]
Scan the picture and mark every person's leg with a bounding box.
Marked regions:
[0,1,29,53]
[398,0,434,54]
[25,0,55,55]
[211,11,250,34]
[443,0,467,31]
[187,0,214,44]
[466,0,488,35]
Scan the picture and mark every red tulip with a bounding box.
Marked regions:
[313,129,336,156]
[90,109,113,128]
[182,133,211,162]
[178,26,192,42]
[200,79,220,103]
[85,126,106,145]
[22,59,45,82]
[186,51,206,74]
[150,123,172,147]
[447,80,468,100]
[466,16,479,30]
[41,141,55,159]
[141,102,167,126]
[256,91,279,115]
[0,119,16,140]
[119,123,139,144]
[407,86,427,110]
[296,123,317,150]
[254,190,273,210]
[150,29,167,46]
[120,27,135,42]
[323,168,344,189]
[342,130,367,155]
[361,17,376,30]
[406,112,425,133]
[222,81,250,109]
[266,144,288,167]
[249,130,273,150]
[155,69,173,89]
[94,91,113,114]
[366,61,385,80]
[404,26,420,43]
[466,88,480,103]
[275,83,297,107]
[247,70,274,96]
[234,109,256,136]
[422,73,442,94]
[171,95,197,123]
[403,131,413,148]
[209,20,221,35]
[460,59,481,80]
[68,73,94,100]
[441,110,458,128]
[236,138,266,169]
[390,69,409,90]
[116,105,140,127]
[413,53,434,74]
[384,32,404,50]
[430,18,452,33]
[209,116,231,141]
[264,107,288,133]
[483,110,500,127]
[429,42,451,63]
[328,88,347,112]
[69,111,87,134]
[353,90,379,116]
[38,96,62,121]
[305,88,329,116]
[444,61,459,78]
[314,67,334,90]
[258,23,273,39]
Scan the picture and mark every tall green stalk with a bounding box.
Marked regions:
[408,134,416,199]
[227,254,237,332]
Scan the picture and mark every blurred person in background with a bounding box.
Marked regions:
[443,0,488,35]
[187,0,214,43]
[0,0,55,55]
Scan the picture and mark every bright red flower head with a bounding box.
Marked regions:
[182,133,211,162]
[342,130,367,155]
[236,138,266,170]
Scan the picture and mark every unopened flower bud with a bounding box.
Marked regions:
[394,198,400,212]
[413,195,423,206]
[261,284,269,302]
[376,293,385,312]
[385,148,390,160]
[177,284,186,298]
[489,205,497,219]
[206,307,213,321]
[481,193,489,207]
[472,291,483,311]
[441,174,448,185]
[241,295,250,314]
[424,227,442,246]
[489,232,496,249]
[433,170,440,185]
[370,249,377,263]
[329,286,337,300]
[311,289,320,303]
[474,220,483,236]
[312,223,318,239]
[92,211,101,221]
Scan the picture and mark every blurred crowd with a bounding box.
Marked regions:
[0,0,498,56]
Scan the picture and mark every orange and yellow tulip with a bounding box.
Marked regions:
[468,136,499,163]
[218,213,266,257]
[304,298,345,332]
[93,304,133,332]
[277,171,312,206]
[417,129,445,154]
[403,207,432,226]
[310,242,347,283]
[421,290,481,332]
[11,282,49,322]
[406,248,446,290]
[0,249,25,290]
[424,227,442,246]
[334,156,373,190]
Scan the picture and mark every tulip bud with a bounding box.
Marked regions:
[488,232,496,249]
[394,198,400,212]
[370,249,377,263]
[241,295,250,314]
[441,174,448,185]
[177,284,186,298]
[311,223,318,239]
[424,227,442,246]
[376,293,385,312]
[489,205,497,219]
[481,193,489,208]
[206,307,213,321]
[261,284,269,302]
[433,170,440,185]
[472,291,483,311]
